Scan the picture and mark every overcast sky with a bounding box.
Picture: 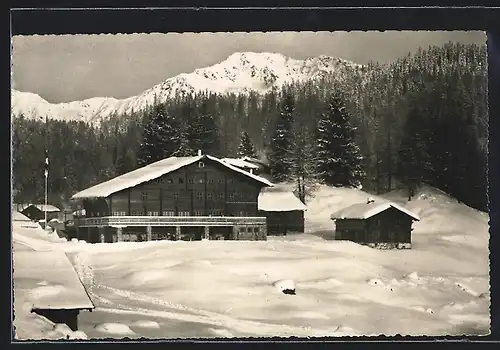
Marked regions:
[11,31,486,103]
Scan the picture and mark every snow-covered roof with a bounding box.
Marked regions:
[330,201,420,221]
[221,157,260,170]
[13,250,95,310]
[258,187,307,212]
[241,156,270,167]
[23,204,61,213]
[71,155,274,199]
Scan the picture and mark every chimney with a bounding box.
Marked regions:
[198,149,202,156]
[249,168,254,174]
[367,197,375,204]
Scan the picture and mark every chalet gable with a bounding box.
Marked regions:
[71,155,274,199]
[330,200,420,222]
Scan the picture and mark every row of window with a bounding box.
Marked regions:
[239,226,261,233]
[140,191,255,201]
[150,176,237,186]
[104,210,253,217]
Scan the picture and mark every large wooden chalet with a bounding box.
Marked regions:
[70,152,274,243]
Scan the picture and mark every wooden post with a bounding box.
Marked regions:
[99,227,105,243]
[232,225,239,240]
[259,225,267,241]
[116,227,123,242]
[175,226,181,241]
[146,226,152,241]
[203,226,209,240]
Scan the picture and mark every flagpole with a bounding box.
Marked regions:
[44,167,48,230]
[44,115,48,231]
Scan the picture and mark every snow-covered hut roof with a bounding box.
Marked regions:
[23,204,61,213]
[71,155,274,199]
[221,157,261,170]
[13,250,95,310]
[330,201,420,221]
[258,187,307,212]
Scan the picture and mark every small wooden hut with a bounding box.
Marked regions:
[21,204,61,222]
[330,198,420,249]
[258,187,307,235]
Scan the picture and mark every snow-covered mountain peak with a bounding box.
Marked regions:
[12,52,364,122]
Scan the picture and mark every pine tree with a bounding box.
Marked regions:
[237,131,257,158]
[397,109,430,200]
[137,102,185,166]
[316,92,366,188]
[268,92,296,182]
[185,96,220,156]
[292,126,320,202]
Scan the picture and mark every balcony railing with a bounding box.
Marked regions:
[76,216,267,227]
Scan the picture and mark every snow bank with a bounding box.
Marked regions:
[94,323,136,336]
[131,320,161,329]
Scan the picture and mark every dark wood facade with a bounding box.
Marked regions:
[262,210,305,235]
[74,157,269,242]
[334,207,414,248]
[81,160,262,218]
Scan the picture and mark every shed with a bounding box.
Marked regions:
[258,187,307,235]
[13,250,95,332]
[330,199,420,249]
[21,204,61,222]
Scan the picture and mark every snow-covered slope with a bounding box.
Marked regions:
[11,52,363,122]
[12,185,489,339]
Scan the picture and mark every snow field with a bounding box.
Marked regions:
[12,185,490,338]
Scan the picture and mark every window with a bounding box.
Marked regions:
[228,178,234,184]
[188,179,194,184]
[198,161,205,168]
[147,211,159,216]
[197,192,203,200]
[179,178,184,184]
[253,227,260,233]
[167,178,173,184]
[141,191,148,201]
[218,192,224,199]
[239,211,245,217]
[179,211,190,216]
[131,211,142,216]
[96,212,100,217]
[194,210,204,216]
[173,192,179,200]
[218,179,224,184]
[112,211,126,216]
[233,193,239,201]
[239,227,246,233]
[208,179,214,184]
[162,211,175,216]
[207,193,213,200]
[209,209,222,216]
[228,194,235,201]
[199,178,205,184]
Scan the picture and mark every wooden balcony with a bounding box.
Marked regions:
[75,215,267,228]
